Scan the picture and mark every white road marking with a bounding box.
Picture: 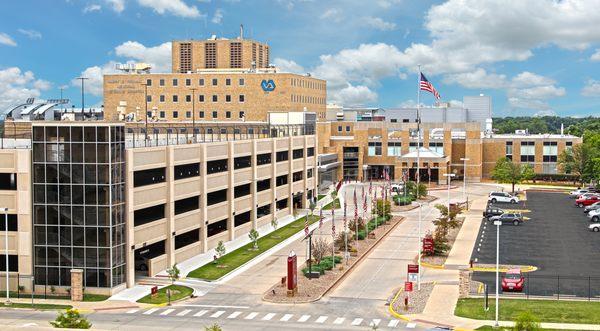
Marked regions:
[351,318,363,326]
[22,323,37,327]
[160,309,175,316]
[193,310,208,317]
[210,311,225,318]
[280,314,293,321]
[126,309,139,314]
[143,308,159,315]
[245,312,259,320]
[315,316,328,323]
[176,309,191,316]
[298,315,311,322]
[174,304,249,309]
[333,317,345,325]
[371,319,381,326]
[406,322,417,328]
[227,311,242,319]
[388,319,400,327]
[262,313,276,321]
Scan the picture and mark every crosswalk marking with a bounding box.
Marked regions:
[333,317,345,325]
[388,319,400,327]
[262,313,276,321]
[143,308,159,315]
[193,310,208,317]
[406,322,417,328]
[351,318,363,326]
[160,309,175,316]
[371,319,381,326]
[245,312,259,320]
[315,316,328,324]
[227,311,242,319]
[297,315,311,322]
[210,311,225,318]
[280,314,293,322]
[126,309,139,314]
[176,309,191,316]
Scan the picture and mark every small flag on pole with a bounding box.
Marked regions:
[304,215,309,236]
[420,72,441,100]
[331,206,336,236]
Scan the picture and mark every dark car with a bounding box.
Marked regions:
[489,213,524,225]
[483,207,504,220]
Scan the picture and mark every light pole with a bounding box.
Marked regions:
[493,220,502,327]
[460,158,470,202]
[75,77,88,114]
[417,202,422,290]
[141,83,149,146]
[443,173,456,213]
[3,207,9,304]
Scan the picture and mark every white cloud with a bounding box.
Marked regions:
[443,68,508,89]
[273,58,305,74]
[533,109,557,117]
[0,33,17,47]
[320,8,342,22]
[331,84,378,107]
[591,49,600,61]
[17,29,42,40]
[511,71,555,88]
[105,0,125,12]
[114,41,172,72]
[83,4,102,13]
[363,16,396,31]
[376,0,401,9]
[0,67,51,110]
[72,61,119,97]
[137,0,202,18]
[211,8,223,24]
[581,79,600,96]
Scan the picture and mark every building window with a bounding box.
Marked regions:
[276,174,288,186]
[307,169,313,178]
[207,159,228,174]
[226,78,231,86]
[172,95,178,102]
[146,95,152,102]
[338,126,342,133]
[307,147,315,157]
[186,111,191,118]
[0,214,18,231]
[238,95,245,103]
[368,142,382,156]
[207,189,227,205]
[276,198,288,211]
[207,219,227,237]
[256,178,271,192]
[174,229,199,249]
[256,204,271,219]
[173,111,179,118]
[212,111,218,118]
[293,148,304,159]
[226,95,231,102]
[257,153,271,165]
[172,79,178,86]
[543,141,558,162]
[133,168,165,187]
[185,78,191,86]
[234,156,251,169]
[159,79,165,86]
[159,111,165,118]
[387,142,402,156]
[428,142,444,155]
[409,142,423,152]
[174,196,199,215]
[146,79,152,86]
[520,141,535,162]
[234,183,251,198]
[212,95,218,102]
[186,95,191,102]
[174,163,200,180]
[0,173,17,190]
[160,95,165,102]
[239,111,245,119]
[134,204,165,227]
[293,171,303,182]
[226,111,231,118]
[566,141,573,151]
[199,95,205,102]
[0,255,18,272]
[346,126,351,132]
[239,78,245,86]
[212,78,218,86]
[505,141,513,160]
[234,211,252,227]
[276,151,289,162]
[199,79,205,86]
[199,111,205,118]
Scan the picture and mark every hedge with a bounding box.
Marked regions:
[530,173,579,182]
[393,195,414,206]
[302,256,343,276]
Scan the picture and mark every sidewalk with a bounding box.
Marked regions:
[2,296,139,312]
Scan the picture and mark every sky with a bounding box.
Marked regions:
[1,0,600,117]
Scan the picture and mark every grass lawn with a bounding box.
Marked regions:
[1,302,72,310]
[476,327,568,331]
[188,215,320,280]
[137,285,193,304]
[322,198,340,210]
[317,194,326,200]
[456,298,600,324]
[83,294,110,302]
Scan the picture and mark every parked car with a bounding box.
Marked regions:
[589,223,600,232]
[502,269,525,292]
[575,195,600,207]
[483,207,504,220]
[488,192,519,204]
[584,202,600,213]
[587,209,600,222]
[569,188,589,198]
[390,183,405,196]
[489,213,524,225]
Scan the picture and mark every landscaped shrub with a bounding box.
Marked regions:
[394,195,414,206]
[301,256,342,276]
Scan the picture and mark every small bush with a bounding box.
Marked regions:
[394,196,414,206]
[513,311,541,331]
[50,309,92,329]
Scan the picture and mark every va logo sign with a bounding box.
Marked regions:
[261,79,276,92]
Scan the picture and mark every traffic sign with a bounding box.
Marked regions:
[405,281,413,292]
[408,264,419,274]
[408,273,418,282]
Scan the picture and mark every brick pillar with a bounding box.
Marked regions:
[70,269,84,301]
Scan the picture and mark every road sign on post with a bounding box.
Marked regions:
[407,264,419,283]
[405,281,413,292]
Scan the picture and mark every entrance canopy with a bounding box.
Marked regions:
[401,147,447,162]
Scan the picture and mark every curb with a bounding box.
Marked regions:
[421,261,446,269]
[388,286,411,321]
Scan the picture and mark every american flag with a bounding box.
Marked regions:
[368,181,372,196]
[353,189,358,220]
[363,190,368,214]
[304,215,309,236]
[402,169,408,183]
[343,198,347,231]
[420,72,440,100]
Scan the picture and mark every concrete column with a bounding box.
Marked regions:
[251,140,258,229]
[165,146,175,266]
[271,139,277,221]
[200,144,208,253]
[125,148,135,288]
[70,269,83,301]
[228,142,235,241]
[288,136,294,211]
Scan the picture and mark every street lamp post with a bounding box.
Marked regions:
[75,77,88,115]
[460,158,470,202]
[494,220,502,327]
[443,173,456,213]
[417,202,422,290]
[3,207,9,304]
[141,83,149,146]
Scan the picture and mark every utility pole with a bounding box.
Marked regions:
[75,77,88,114]
[141,83,149,145]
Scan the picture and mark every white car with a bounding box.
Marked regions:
[589,223,600,232]
[570,189,589,198]
[390,184,405,196]
[587,209,600,222]
[488,192,519,204]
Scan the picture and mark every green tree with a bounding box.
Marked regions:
[248,228,259,250]
[405,181,427,199]
[374,199,391,219]
[215,241,226,264]
[270,217,278,231]
[557,144,595,184]
[50,309,92,329]
[166,264,180,285]
[513,311,541,331]
[432,204,462,239]
[491,157,534,193]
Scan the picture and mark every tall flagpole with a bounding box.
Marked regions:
[416,64,423,291]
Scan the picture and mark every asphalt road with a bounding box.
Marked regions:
[472,191,600,297]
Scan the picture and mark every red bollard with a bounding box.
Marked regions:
[404,296,409,308]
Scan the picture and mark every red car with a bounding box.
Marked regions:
[576,195,600,207]
[502,269,525,292]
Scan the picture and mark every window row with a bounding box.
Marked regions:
[151,110,246,120]
[34,225,123,248]
[149,94,246,104]
[290,94,326,105]
[147,77,245,88]
[33,126,123,143]
[33,205,125,226]
[34,164,124,185]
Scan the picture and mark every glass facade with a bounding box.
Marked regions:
[32,124,126,288]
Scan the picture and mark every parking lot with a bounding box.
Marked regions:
[471,190,600,298]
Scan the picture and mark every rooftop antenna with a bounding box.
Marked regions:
[240,24,244,40]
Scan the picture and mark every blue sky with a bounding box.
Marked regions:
[1,0,600,117]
